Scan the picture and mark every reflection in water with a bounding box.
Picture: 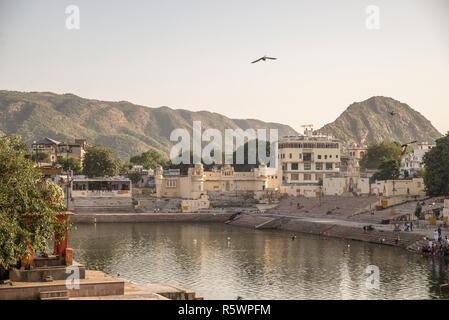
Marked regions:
[70,222,449,300]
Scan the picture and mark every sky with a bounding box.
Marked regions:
[0,0,448,134]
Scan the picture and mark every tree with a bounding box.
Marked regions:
[423,133,449,196]
[371,158,400,181]
[360,141,402,169]
[414,202,422,220]
[57,158,82,175]
[82,145,119,178]
[0,135,69,271]
[413,168,425,178]
[130,149,166,169]
[128,171,143,186]
[403,170,409,179]
[31,151,51,163]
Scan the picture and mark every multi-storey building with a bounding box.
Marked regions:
[155,164,280,199]
[400,142,434,177]
[31,137,87,165]
[278,127,341,186]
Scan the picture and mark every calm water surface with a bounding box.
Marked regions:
[70,222,449,300]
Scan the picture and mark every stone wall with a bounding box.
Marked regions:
[207,191,257,207]
[70,197,134,213]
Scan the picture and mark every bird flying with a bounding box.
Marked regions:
[251,55,277,64]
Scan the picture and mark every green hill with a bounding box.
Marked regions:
[0,90,298,159]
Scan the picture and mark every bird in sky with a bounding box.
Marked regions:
[251,55,277,64]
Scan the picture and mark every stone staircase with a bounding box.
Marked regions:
[324,225,423,248]
[138,198,181,212]
[71,197,134,213]
[349,197,444,224]
[407,239,429,253]
[266,195,378,218]
[207,191,257,208]
[40,290,69,300]
[10,256,86,282]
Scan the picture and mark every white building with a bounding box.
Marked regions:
[278,126,341,186]
[400,142,434,177]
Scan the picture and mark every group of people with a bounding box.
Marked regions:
[393,222,414,232]
[422,227,449,256]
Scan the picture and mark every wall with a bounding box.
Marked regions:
[71,190,131,198]
[371,178,425,197]
[181,195,210,212]
[280,185,321,198]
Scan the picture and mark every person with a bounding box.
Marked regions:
[410,221,413,231]
[434,230,439,242]
[438,226,442,237]
[370,209,375,216]
[405,223,409,232]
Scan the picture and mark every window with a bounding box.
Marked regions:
[166,180,177,188]
[317,155,322,160]
[291,163,298,170]
[326,163,333,170]
[291,173,299,180]
[289,153,292,159]
[303,153,312,161]
[336,155,338,158]
[324,155,327,159]
[299,153,302,159]
[316,163,323,170]
[329,155,332,158]
[304,174,311,181]
[304,163,311,170]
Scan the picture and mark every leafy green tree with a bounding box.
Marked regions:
[130,149,166,169]
[128,171,143,186]
[403,170,409,179]
[423,133,449,196]
[82,145,119,178]
[371,158,400,181]
[31,151,51,163]
[360,141,402,169]
[413,168,425,178]
[414,202,422,220]
[57,158,82,175]
[164,139,274,173]
[0,135,69,271]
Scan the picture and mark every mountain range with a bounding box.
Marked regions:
[0,90,297,159]
[0,91,442,159]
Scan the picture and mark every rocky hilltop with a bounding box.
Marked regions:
[317,96,442,145]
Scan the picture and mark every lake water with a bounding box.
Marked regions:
[70,222,449,300]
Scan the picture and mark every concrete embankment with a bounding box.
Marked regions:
[71,212,234,224]
[228,214,425,251]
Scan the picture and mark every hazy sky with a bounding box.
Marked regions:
[1,0,448,134]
